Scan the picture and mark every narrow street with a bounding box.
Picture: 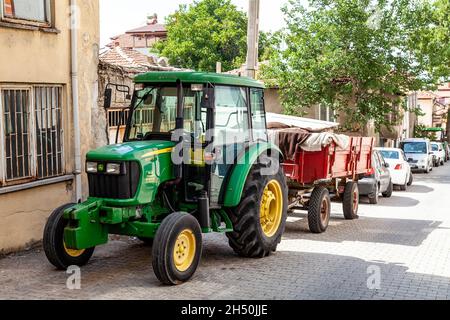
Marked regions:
[1,164,449,300]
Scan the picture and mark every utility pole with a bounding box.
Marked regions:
[246,0,260,79]
[446,108,450,143]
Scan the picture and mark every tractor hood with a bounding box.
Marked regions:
[86,140,176,162]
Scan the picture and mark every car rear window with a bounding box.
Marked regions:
[380,150,399,159]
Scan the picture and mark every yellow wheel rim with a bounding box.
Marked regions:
[173,229,196,272]
[260,180,284,238]
[64,242,85,258]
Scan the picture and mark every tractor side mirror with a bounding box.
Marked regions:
[201,88,214,109]
[104,88,113,109]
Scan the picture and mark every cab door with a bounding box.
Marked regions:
[209,85,250,207]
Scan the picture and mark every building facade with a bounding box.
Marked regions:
[106,14,167,57]
[0,0,99,254]
[417,83,450,129]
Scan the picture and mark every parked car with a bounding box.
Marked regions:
[444,141,450,161]
[376,148,413,190]
[431,142,446,167]
[400,138,433,174]
[359,149,393,204]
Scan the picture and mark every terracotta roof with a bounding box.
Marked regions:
[99,47,182,72]
[126,24,167,34]
[107,33,134,49]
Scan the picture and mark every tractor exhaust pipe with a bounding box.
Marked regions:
[198,191,210,230]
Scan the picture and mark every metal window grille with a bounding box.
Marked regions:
[34,86,64,179]
[0,85,64,187]
[2,88,32,182]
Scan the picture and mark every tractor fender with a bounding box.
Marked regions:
[222,142,283,208]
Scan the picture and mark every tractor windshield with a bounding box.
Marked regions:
[126,85,205,141]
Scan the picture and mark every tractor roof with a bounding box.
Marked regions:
[134,71,265,88]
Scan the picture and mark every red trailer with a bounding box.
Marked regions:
[282,136,375,234]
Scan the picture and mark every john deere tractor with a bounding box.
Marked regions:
[43,72,288,285]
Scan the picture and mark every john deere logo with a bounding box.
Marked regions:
[98,163,105,172]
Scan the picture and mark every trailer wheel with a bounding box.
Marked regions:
[152,212,202,285]
[227,160,288,258]
[308,187,331,233]
[343,182,359,220]
[43,203,95,270]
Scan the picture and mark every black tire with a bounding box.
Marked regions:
[43,203,95,270]
[152,212,202,285]
[226,159,288,258]
[399,180,407,191]
[407,173,413,186]
[382,181,393,198]
[138,237,154,246]
[308,187,331,233]
[343,182,359,220]
[368,184,379,205]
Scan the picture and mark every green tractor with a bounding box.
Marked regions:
[43,72,288,285]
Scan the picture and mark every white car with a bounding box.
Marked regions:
[376,148,413,191]
[431,142,446,166]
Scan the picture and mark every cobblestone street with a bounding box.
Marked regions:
[1,164,450,300]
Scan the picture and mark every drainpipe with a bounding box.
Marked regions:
[70,0,82,203]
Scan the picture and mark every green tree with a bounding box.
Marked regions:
[261,0,450,132]
[154,0,247,72]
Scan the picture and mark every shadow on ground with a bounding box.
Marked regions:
[0,238,449,300]
[359,195,420,207]
[284,214,442,247]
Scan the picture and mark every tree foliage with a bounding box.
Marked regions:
[154,0,273,72]
[261,0,450,132]
[154,0,247,72]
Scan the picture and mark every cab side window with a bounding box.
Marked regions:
[250,88,268,142]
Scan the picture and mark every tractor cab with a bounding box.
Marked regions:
[43,72,287,285]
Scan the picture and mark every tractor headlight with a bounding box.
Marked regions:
[86,162,98,173]
[106,163,122,175]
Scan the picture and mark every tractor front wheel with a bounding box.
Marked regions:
[152,212,202,285]
[43,203,95,270]
[227,160,288,258]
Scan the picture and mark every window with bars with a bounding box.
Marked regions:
[0,85,64,187]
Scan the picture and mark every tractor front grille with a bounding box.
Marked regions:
[88,162,140,199]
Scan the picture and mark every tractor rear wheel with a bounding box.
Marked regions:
[152,212,202,285]
[308,187,331,234]
[43,203,95,270]
[227,160,288,258]
[343,182,359,220]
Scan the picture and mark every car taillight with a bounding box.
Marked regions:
[367,168,375,176]
[395,164,403,170]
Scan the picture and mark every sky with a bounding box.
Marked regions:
[100,0,289,48]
